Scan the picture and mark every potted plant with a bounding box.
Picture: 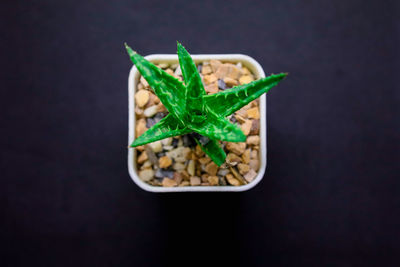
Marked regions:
[126,42,287,192]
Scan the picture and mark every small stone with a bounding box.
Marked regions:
[162,178,177,187]
[147,141,162,153]
[154,112,166,123]
[247,107,260,119]
[141,160,152,169]
[205,162,218,176]
[219,176,227,186]
[244,169,257,183]
[166,68,174,75]
[236,109,248,118]
[203,74,218,85]
[223,77,238,87]
[197,64,203,73]
[157,102,167,113]
[161,137,172,146]
[159,155,172,168]
[135,90,150,108]
[247,136,260,146]
[187,160,195,176]
[181,170,190,181]
[237,163,250,175]
[155,169,174,179]
[170,63,179,70]
[249,159,260,171]
[167,147,191,162]
[145,92,158,107]
[226,153,242,165]
[241,120,252,136]
[215,64,241,80]
[137,151,148,164]
[146,118,156,128]
[136,145,145,152]
[226,174,240,186]
[144,105,158,117]
[201,65,212,75]
[242,67,251,75]
[173,162,186,171]
[234,114,246,124]
[182,134,196,147]
[145,146,159,166]
[138,83,144,90]
[173,172,183,184]
[140,76,149,87]
[158,63,169,69]
[171,138,179,147]
[250,150,258,159]
[135,106,144,117]
[136,119,147,137]
[218,79,227,90]
[205,81,218,94]
[139,169,154,182]
[195,145,205,157]
[198,157,211,165]
[217,168,230,176]
[230,167,246,185]
[201,174,209,183]
[179,181,190,187]
[239,75,254,85]
[210,60,222,72]
[242,149,251,164]
[250,119,260,135]
[226,142,246,155]
[190,176,201,186]
[207,176,219,186]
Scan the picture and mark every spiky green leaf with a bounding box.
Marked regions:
[130,114,191,147]
[204,73,287,117]
[194,138,226,167]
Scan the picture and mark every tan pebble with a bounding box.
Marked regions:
[210,60,222,72]
[136,145,145,152]
[201,65,212,75]
[138,83,144,90]
[241,120,252,136]
[162,178,177,187]
[237,163,250,175]
[145,92,157,107]
[215,64,242,80]
[158,63,169,69]
[242,102,253,110]
[242,149,251,164]
[235,114,246,124]
[143,105,158,117]
[190,176,201,186]
[140,76,149,87]
[226,174,240,186]
[141,160,152,169]
[173,162,186,171]
[181,170,190,181]
[195,145,205,157]
[223,77,238,87]
[219,176,227,186]
[203,74,218,85]
[230,167,246,185]
[187,160,195,176]
[205,162,218,176]
[153,95,160,104]
[250,150,258,159]
[139,169,154,182]
[226,142,246,155]
[239,75,254,85]
[247,136,260,146]
[135,90,150,108]
[226,153,242,165]
[173,172,183,184]
[148,141,162,153]
[157,102,167,112]
[161,137,172,146]
[179,181,190,187]
[244,169,257,183]
[198,157,211,165]
[201,174,209,183]
[247,107,260,119]
[242,67,251,75]
[136,119,147,137]
[207,176,219,186]
[159,156,172,168]
[137,151,148,164]
[205,81,219,94]
[249,159,260,171]
[165,69,174,75]
[135,106,144,117]
[236,109,248,118]
[250,119,260,135]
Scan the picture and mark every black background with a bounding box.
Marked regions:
[2,0,399,266]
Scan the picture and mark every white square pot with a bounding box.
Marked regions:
[128,54,267,192]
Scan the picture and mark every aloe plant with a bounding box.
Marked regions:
[125,42,287,166]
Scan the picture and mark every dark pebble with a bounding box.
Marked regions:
[172,138,179,147]
[146,118,156,128]
[218,79,226,90]
[191,133,210,146]
[197,64,202,73]
[156,152,166,157]
[155,169,174,179]
[229,115,237,123]
[182,134,196,147]
[154,112,166,123]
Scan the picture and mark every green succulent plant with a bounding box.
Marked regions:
[125,42,287,166]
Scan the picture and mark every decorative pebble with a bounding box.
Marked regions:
[135,90,150,108]
[205,162,218,176]
[190,176,201,186]
[249,159,260,171]
[201,65,212,75]
[241,120,252,136]
[205,82,219,94]
[226,142,246,155]
[230,167,246,185]
[239,75,254,85]
[210,60,222,72]
[237,163,250,175]
[144,105,158,117]
[136,119,147,137]
[226,174,240,186]
[208,176,219,186]
[218,79,227,90]
[244,169,257,182]
[146,118,156,128]
[137,151,148,164]
[187,160,195,176]
[139,169,154,182]
[247,136,260,145]
[223,77,238,87]
[155,169,174,179]
[247,107,260,119]
[203,74,218,84]
[159,155,172,168]
[173,162,186,171]
[242,149,251,164]
[140,76,149,87]
[250,119,260,135]
[162,178,177,187]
